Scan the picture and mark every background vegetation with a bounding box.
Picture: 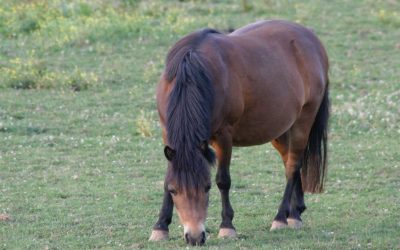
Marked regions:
[0,0,399,249]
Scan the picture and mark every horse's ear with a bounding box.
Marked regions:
[200,141,216,164]
[164,146,176,161]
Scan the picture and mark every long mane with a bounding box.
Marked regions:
[165,29,218,192]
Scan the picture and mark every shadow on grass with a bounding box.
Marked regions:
[0,126,49,135]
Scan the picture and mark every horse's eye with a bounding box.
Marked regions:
[167,184,177,195]
[168,188,177,195]
[205,185,211,193]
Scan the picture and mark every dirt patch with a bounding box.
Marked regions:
[0,214,11,222]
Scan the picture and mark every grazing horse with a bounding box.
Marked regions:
[150,20,329,246]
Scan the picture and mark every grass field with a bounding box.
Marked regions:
[1,0,399,249]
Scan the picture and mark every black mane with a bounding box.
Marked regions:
[165,29,218,193]
[165,28,220,82]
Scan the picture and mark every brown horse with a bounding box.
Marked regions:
[150,20,329,246]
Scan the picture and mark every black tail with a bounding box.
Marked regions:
[301,82,330,193]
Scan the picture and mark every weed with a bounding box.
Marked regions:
[135,110,154,138]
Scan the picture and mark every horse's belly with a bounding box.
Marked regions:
[231,106,297,146]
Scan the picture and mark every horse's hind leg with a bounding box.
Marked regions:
[270,134,290,230]
[288,168,306,229]
[211,128,236,238]
[270,118,312,230]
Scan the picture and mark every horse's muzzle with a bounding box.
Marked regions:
[185,231,206,246]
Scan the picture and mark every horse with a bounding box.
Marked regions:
[150,20,329,246]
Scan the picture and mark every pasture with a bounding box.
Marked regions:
[0,0,399,249]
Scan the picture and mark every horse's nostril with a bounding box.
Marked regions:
[200,231,206,245]
[184,233,189,243]
[184,232,206,246]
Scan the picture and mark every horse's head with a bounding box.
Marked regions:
[164,143,215,246]
[166,178,210,246]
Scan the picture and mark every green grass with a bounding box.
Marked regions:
[1,0,399,249]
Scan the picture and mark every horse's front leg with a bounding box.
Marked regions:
[149,189,173,241]
[212,128,236,238]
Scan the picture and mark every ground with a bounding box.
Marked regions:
[0,0,399,249]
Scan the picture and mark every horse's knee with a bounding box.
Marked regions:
[284,166,298,180]
[216,178,231,190]
[284,156,302,179]
[216,171,231,190]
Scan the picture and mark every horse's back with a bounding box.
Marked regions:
[230,20,328,74]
